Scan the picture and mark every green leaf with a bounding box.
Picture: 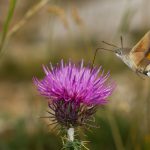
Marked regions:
[0,0,17,53]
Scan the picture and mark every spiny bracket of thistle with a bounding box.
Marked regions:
[40,100,100,139]
[46,100,99,130]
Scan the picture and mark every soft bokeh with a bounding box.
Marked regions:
[0,0,150,149]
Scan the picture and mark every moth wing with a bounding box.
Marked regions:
[131,31,150,53]
[129,31,150,66]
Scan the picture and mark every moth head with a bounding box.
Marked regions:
[115,48,123,57]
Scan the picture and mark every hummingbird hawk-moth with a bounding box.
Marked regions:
[95,31,150,77]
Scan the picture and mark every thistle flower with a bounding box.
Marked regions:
[33,60,115,149]
[34,60,115,126]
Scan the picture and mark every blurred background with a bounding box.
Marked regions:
[0,0,150,149]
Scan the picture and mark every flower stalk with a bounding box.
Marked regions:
[62,128,82,150]
[67,128,74,142]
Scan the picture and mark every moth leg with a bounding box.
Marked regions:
[137,59,150,77]
[135,69,145,80]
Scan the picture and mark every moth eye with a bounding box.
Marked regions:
[119,51,122,55]
[117,51,121,56]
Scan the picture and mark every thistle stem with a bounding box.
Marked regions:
[67,128,74,142]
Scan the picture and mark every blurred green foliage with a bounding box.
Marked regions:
[0,113,149,150]
[0,119,61,150]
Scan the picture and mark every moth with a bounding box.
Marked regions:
[95,31,150,77]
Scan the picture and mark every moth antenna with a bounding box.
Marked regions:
[102,41,119,48]
[96,48,115,53]
[91,48,115,71]
[120,36,123,49]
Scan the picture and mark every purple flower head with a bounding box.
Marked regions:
[34,60,115,105]
[33,60,115,128]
